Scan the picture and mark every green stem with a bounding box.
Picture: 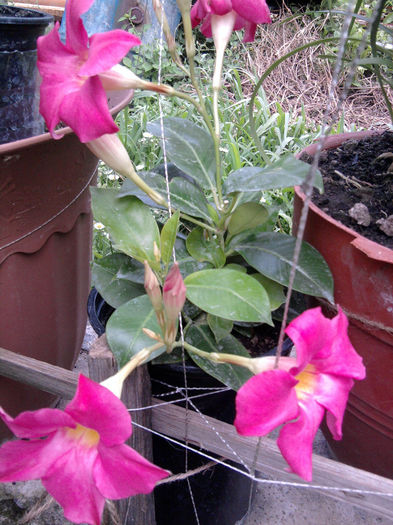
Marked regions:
[179,212,218,233]
[177,341,255,372]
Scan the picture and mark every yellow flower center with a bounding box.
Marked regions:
[294,364,318,400]
[66,424,100,448]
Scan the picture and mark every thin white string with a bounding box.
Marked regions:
[181,392,253,474]
[133,421,393,499]
[127,386,230,412]
[156,2,199,522]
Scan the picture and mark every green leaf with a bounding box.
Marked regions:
[169,177,213,223]
[184,269,272,324]
[91,188,161,271]
[161,211,180,266]
[231,232,334,302]
[186,227,226,268]
[92,254,145,308]
[227,202,269,236]
[147,118,217,193]
[174,238,212,278]
[251,274,286,311]
[222,155,323,196]
[186,324,252,390]
[106,295,165,367]
[118,172,167,208]
[207,314,234,343]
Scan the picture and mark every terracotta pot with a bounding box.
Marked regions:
[0,90,133,439]
[293,131,393,478]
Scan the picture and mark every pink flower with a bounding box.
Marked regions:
[37,0,141,142]
[163,263,187,345]
[234,307,366,481]
[0,375,168,525]
[191,0,271,42]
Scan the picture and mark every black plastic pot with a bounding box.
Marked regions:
[0,6,53,144]
[87,288,293,524]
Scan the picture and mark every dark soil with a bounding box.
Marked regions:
[0,6,46,18]
[234,321,291,358]
[300,131,393,249]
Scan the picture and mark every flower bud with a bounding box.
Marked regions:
[86,133,134,178]
[144,261,165,328]
[99,64,175,96]
[163,263,186,345]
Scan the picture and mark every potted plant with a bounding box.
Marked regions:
[292,0,393,477]
[0,1,369,524]
[0,2,134,439]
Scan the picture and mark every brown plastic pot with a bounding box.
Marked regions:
[293,131,393,478]
[0,90,133,439]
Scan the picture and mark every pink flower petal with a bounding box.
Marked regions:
[286,307,365,380]
[81,31,141,77]
[232,0,271,23]
[43,432,104,525]
[314,373,354,440]
[210,0,233,15]
[65,0,92,54]
[58,76,119,142]
[65,375,131,446]
[0,406,75,439]
[0,437,61,482]
[242,21,257,42]
[235,370,299,436]
[37,23,79,79]
[94,443,169,499]
[277,399,324,481]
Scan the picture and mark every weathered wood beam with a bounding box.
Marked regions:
[1,345,393,520]
[88,336,156,525]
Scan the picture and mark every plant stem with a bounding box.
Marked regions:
[179,212,217,233]
[177,341,255,371]
[100,342,164,397]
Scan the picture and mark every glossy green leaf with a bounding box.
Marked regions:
[227,202,269,236]
[118,172,167,208]
[169,178,212,223]
[251,274,286,311]
[224,263,247,273]
[231,232,334,302]
[91,188,161,271]
[186,324,252,390]
[116,258,145,284]
[184,269,272,324]
[106,295,165,367]
[207,314,234,343]
[147,118,217,193]
[91,253,145,308]
[222,155,323,196]
[174,238,212,278]
[161,211,180,266]
[186,227,226,268]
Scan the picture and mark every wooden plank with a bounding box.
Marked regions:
[14,3,64,19]
[151,401,393,520]
[0,346,78,399]
[1,345,393,519]
[88,336,156,525]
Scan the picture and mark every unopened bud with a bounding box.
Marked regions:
[163,263,186,345]
[153,241,161,263]
[143,327,163,342]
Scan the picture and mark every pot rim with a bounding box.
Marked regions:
[0,89,134,154]
[295,130,393,265]
[0,5,53,25]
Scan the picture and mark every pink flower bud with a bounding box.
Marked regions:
[163,263,186,344]
[144,262,164,321]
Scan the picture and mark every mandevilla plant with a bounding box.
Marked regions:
[0,1,367,523]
